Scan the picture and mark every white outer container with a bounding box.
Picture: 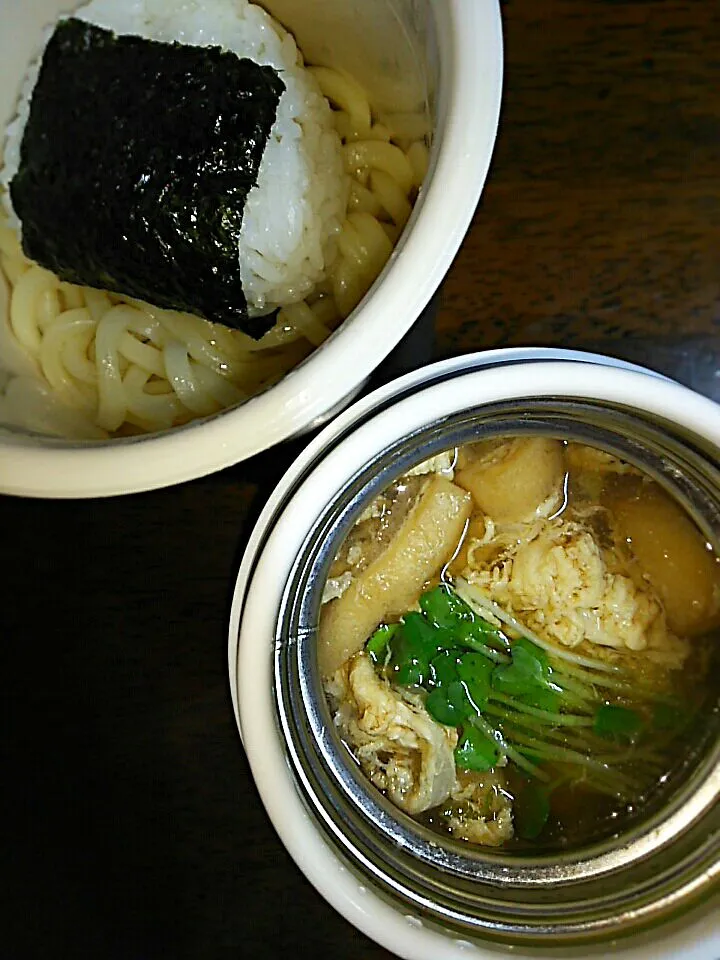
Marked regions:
[228,348,720,960]
[0,0,502,498]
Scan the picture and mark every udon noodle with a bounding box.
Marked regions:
[0,67,430,437]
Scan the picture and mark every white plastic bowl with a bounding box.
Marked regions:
[229,349,720,960]
[0,0,503,498]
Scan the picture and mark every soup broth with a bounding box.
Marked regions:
[319,437,719,851]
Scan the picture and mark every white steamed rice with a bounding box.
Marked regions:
[1,0,348,317]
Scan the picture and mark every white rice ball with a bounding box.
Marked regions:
[1,0,348,318]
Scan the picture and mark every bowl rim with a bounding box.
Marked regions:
[0,0,504,498]
[230,349,720,960]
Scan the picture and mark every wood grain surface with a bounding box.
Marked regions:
[438,0,720,359]
[4,3,719,959]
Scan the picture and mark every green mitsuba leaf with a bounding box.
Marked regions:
[491,637,560,711]
[594,704,643,741]
[454,724,501,771]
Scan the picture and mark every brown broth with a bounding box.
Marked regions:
[322,437,719,851]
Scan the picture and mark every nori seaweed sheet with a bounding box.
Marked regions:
[10,18,285,337]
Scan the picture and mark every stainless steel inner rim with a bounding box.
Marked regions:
[272,398,720,944]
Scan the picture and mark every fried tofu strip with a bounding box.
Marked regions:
[319,476,472,677]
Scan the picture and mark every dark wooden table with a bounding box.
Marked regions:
[5,2,719,957]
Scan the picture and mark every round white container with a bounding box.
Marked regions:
[229,348,720,960]
[0,0,503,497]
